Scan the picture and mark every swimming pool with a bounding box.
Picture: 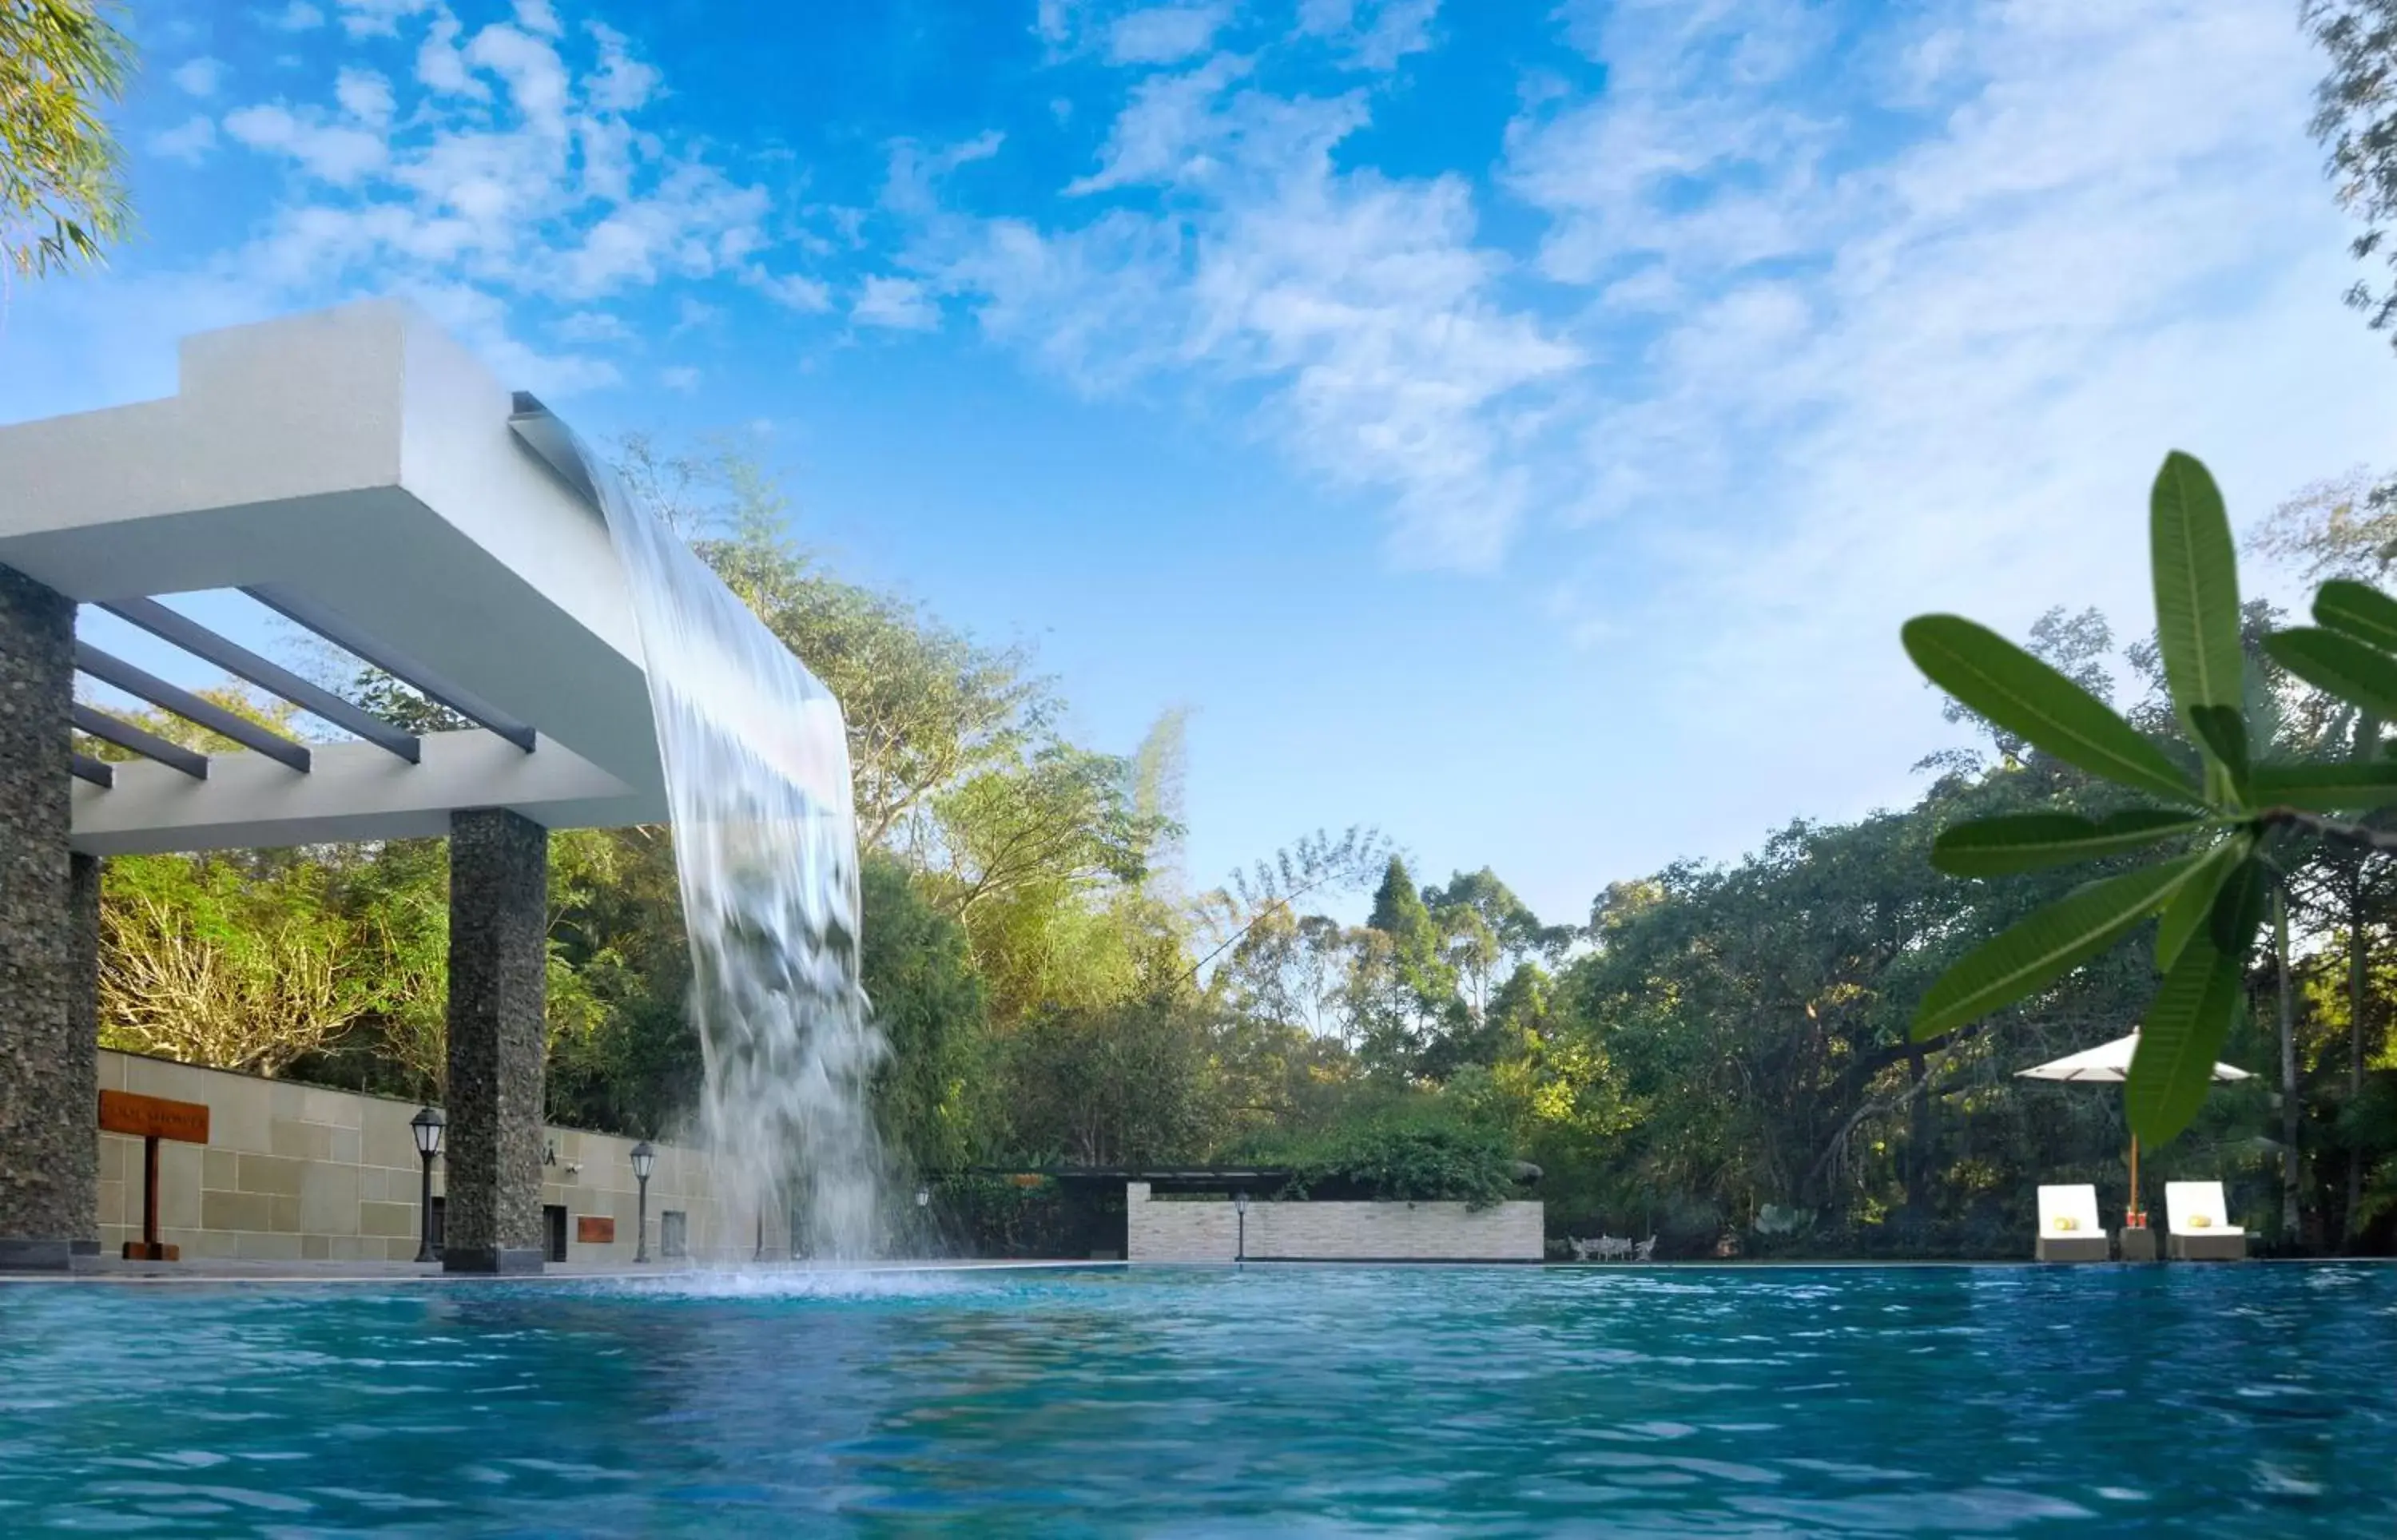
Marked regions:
[0,1263,2389,1534]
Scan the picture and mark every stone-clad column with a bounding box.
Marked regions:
[0,565,89,1270]
[443,808,548,1275]
[69,852,101,1256]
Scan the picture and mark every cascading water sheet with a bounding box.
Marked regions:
[588,452,887,1262]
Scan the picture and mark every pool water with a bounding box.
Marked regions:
[0,1264,2390,1535]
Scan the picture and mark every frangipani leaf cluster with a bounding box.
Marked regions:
[1903,451,2397,1145]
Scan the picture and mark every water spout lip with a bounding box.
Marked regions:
[507,391,604,513]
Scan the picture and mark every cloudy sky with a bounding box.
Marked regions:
[7,0,2396,923]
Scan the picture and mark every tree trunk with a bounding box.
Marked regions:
[2277,887,2302,1245]
[1905,1046,1930,1223]
[2343,711,2377,1251]
[2348,868,2368,1249]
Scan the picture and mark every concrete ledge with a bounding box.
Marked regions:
[443,1247,546,1276]
[0,1238,74,1271]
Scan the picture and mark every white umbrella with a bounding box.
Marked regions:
[2018,1031,2252,1228]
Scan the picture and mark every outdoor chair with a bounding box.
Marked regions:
[2164,1181,2247,1260]
[2034,1185,2110,1262]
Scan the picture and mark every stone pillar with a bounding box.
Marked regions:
[443,808,548,1275]
[0,565,89,1270]
[69,852,100,1256]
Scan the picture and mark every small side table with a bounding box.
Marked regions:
[2116,1224,2157,1262]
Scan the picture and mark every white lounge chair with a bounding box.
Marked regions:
[2165,1181,2247,1260]
[2034,1185,2109,1262]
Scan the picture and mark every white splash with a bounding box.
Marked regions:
[592,450,888,1260]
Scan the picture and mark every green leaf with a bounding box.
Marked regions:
[1902,616,2196,805]
[2207,858,2269,962]
[2263,627,2397,720]
[2248,760,2397,812]
[2157,835,2248,973]
[2188,705,2250,796]
[2315,580,2397,654]
[2151,451,2244,728]
[1930,810,2204,878]
[1913,851,2212,1039]
[2125,936,2246,1146]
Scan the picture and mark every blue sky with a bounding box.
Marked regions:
[8,0,2397,924]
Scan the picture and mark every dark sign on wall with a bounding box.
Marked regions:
[576,1216,615,1244]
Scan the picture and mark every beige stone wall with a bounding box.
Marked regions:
[95,1050,764,1264]
[1125,1181,1544,1263]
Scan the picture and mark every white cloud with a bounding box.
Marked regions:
[336,0,434,39]
[171,57,225,97]
[555,311,631,343]
[463,22,571,137]
[1063,53,1262,196]
[1501,0,2397,837]
[662,364,701,392]
[265,1,325,29]
[751,270,833,312]
[929,32,1570,566]
[334,66,396,126]
[1107,4,1229,65]
[586,22,661,112]
[415,14,487,97]
[515,0,562,36]
[854,275,940,331]
[1299,0,1441,70]
[149,116,219,165]
[224,103,390,184]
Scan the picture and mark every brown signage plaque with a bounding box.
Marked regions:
[97,1090,210,1144]
[576,1216,615,1244]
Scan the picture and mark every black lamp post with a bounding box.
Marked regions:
[410,1105,445,1264]
[1234,1189,1249,1265]
[630,1141,655,1264]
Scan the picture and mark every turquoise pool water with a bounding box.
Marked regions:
[0,1263,2390,1534]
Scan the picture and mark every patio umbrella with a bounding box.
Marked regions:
[2017,1032,2252,1228]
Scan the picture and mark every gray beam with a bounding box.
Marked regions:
[243,584,537,752]
[98,597,421,764]
[72,705,207,780]
[70,754,113,789]
[76,641,312,773]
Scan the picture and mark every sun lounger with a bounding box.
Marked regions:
[2164,1181,2246,1260]
[2034,1185,2109,1262]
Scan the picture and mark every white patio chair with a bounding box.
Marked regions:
[2165,1181,2246,1260]
[2034,1185,2109,1262]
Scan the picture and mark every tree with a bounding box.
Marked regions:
[2308,2,2397,350]
[614,437,1049,852]
[0,0,132,277]
[99,855,391,1077]
[860,852,992,1175]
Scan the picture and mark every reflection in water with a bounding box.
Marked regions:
[0,1265,2391,1534]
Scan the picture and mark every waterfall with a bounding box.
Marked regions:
[587,450,888,1263]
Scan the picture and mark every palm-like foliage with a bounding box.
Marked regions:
[1906,451,2397,1145]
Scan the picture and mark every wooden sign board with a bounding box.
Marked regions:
[576,1216,615,1244]
[97,1090,210,1144]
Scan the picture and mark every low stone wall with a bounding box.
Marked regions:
[1125,1181,1543,1262]
[94,1050,756,1264]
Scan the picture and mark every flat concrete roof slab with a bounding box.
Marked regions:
[0,302,675,851]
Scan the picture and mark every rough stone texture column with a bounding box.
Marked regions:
[443,808,549,1275]
[68,852,100,1256]
[0,565,89,1270]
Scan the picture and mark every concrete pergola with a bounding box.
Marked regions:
[0,302,725,1272]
